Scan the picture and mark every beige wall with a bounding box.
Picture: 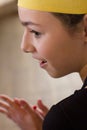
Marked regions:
[0,0,14,5]
[0,12,83,130]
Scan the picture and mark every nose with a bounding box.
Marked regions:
[21,29,35,53]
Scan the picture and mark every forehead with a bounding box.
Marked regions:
[18,7,50,21]
[18,7,64,27]
[18,7,65,31]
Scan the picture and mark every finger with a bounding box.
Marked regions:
[37,100,48,113]
[0,101,14,118]
[32,105,44,120]
[0,108,8,115]
[0,95,22,112]
[0,107,13,119]
[37,100,48,117]
[20,100,33,113]
[0,101,10,110]
[0,95,13,106]
[14,98,21,106]
[14,98,30,112]
[0,102,10,117]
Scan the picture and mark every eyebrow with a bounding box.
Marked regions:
[21,21,40,26]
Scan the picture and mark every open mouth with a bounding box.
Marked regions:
[40,60,47,67]
[42,60,47,64]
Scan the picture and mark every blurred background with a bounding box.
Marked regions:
[0,0,83,130]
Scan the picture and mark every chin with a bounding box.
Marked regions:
[47,70,71,78]
[47,71,64,78]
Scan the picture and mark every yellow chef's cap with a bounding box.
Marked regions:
[18,0,87,14]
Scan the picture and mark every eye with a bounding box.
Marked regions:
[30,30,41,38]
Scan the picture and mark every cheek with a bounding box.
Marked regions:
[42,41,72,68]
[36,33,78,65]
[37,37,66,62]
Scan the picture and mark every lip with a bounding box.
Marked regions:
[32,55,47,68]
[40,61,47,68]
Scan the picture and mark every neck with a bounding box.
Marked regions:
[79,64,87,82]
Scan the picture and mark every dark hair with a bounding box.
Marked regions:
[51,13,84,29]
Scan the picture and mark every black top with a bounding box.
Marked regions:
[43,77,87,130]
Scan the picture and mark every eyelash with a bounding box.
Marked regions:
[30,30,41,38]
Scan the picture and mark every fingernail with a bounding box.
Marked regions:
[33,106,37,110]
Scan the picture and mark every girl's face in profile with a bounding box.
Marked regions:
[18,7,84,78]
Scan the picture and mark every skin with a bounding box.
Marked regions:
[18,8,87,78]
[0,7,87,130]
[0,96,48,130]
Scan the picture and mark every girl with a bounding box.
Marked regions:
[0,0,87,130]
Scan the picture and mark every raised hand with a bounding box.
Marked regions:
[0,95,48,130]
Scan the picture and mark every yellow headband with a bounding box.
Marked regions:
[18,0,87,14]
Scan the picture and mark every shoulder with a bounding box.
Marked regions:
[43,88,87,130]
[58,88,87,111]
